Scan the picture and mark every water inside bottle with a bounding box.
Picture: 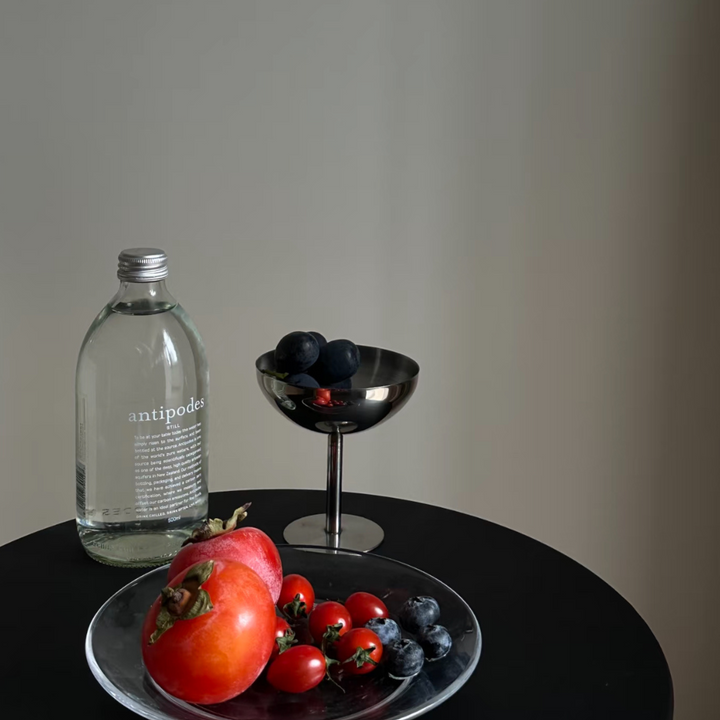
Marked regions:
[76,284,208,567]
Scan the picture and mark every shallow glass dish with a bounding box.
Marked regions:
[86,545,481,720]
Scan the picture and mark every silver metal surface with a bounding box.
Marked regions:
[256,345,419,551]
[117,248,169,282]
[255,346,419,435]
[326,431,342,536]
[283,514,385,552]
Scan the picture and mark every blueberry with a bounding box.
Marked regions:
[308,331,328,348]
[416,625,452,661]
[384,639,425,679]
[325,377,351,389]
[365,617,402,647]
[311,339,360,383]
[275,332,320,374]
[399,596,440,633]
[284,373,320,388]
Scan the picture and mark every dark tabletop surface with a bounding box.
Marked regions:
[0,490,672,719]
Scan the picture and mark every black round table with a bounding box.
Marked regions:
[0,490,672,719]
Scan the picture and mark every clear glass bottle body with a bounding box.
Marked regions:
[76,280,209,567]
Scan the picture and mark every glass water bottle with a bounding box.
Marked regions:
[76,248,209,567]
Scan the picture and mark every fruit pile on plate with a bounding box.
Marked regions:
[141,506,453,705]
[270,331,361,389]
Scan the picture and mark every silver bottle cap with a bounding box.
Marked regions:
[117,248,169,282]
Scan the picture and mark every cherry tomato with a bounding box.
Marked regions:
[267,645,327,693]
[344,592,389,627]
[316,388,332,403]
[141,559,276,704]
[337,628,383,675]
[278,574,315,618]
[308,601,352,645]
[272,616,297,660]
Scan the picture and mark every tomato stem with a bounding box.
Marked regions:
[323,655,345,693]
[321,623,344,655]
[282,593,308,619]
[342,646,379,668]
[276,628,298,655]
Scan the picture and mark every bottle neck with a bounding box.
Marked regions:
[110,280,178,315]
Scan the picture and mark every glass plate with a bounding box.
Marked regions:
[86,545,481,720]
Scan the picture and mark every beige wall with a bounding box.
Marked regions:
[1,1,718,717]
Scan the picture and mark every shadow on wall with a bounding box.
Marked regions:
[367,2,720,718]
[648,1,720,716]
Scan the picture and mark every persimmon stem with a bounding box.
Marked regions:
[166,588,192,616]
[148,561,215,645]
[182,504,252,546]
